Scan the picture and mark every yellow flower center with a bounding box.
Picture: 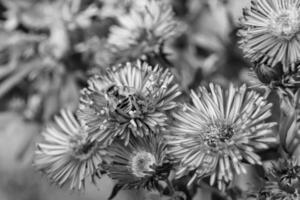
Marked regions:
[131,151,156,177]
[204,125,235,148]
[69,135,97,160]
[269,10,300,39]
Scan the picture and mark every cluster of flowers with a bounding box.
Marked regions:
[239,0,300,199]
[34,60,277,193]
[239,0,300,94]
[33,0,300,199]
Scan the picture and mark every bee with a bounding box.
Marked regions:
[253,62,283,84]
[105,84,141,119]
[104,84,122,110]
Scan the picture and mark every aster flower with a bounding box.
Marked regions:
[239,0,300,70]
[269,158,300,188]
[257,181,300,200]
[104,135,170,190]
[77,61,181,146]
[108,0,181,54]
[34,109,106,190]
[255,158,300,200]
[166,83,277,190]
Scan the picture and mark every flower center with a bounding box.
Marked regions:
[269,10,300,39]
[69,135,97,160]
[204,125,235,148]
[219,126,235,141]
[280,166,300,187]
[131,151,156,177]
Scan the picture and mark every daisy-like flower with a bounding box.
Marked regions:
[166,83,277,190]
[104,135,170,190]
[256,158,300,200]
[269,158,300,188]
[257,181,300,200]
[77,61,181,146]
[108,0,181,54]
[34,109,106,190]
[239,0,300,70]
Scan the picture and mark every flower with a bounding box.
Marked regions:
[99,0,148,18]
[104,135,170,190]
[165,83,277,190]
[269,158,300,188]
[256,158,300,200]
[257,181,300,200]
[77,61,181,146]
[108,0,181,53]
[33,109,106,190]
[239,0,300,70]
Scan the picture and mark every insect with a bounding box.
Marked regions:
[105,84,142,120]
[253,62,283,84]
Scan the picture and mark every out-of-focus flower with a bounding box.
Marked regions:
[34,109,106,190]
[0,0,105,121]
[39,20,71,61]
[2,0,99,30]
[166,83,277,190]
[239,0,300,70]
[104,135,170,190]
[61,0,100,30]
[98,0,144,18]
[78,61,181,145]
[108,0,181,55]
[74,37,114,70]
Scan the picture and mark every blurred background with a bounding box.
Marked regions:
[0,0,256,199]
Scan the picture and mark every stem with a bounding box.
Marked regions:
[166,179,176,196]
